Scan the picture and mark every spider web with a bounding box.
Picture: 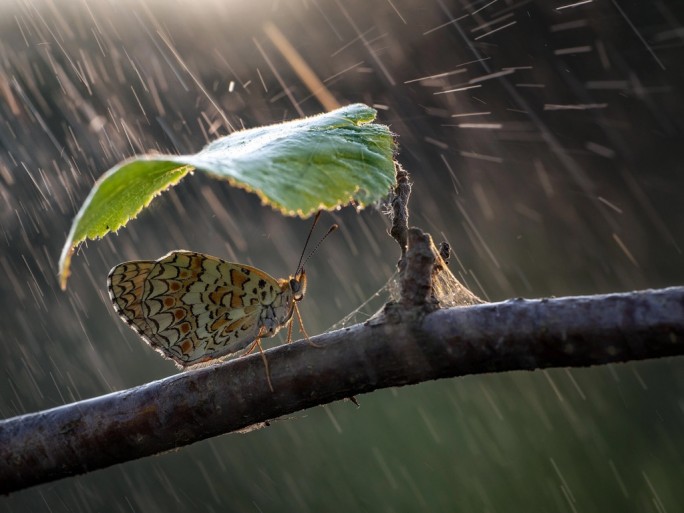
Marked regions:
[327,251,485,331]
[327,272,399,331]
[430,252,485,308]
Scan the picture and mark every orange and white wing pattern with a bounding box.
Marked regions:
[108,250,295,367]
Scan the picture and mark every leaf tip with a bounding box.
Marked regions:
[58,244,74,290]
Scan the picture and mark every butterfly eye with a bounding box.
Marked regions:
[290,269,307,301]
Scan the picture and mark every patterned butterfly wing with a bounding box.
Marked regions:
[108,251,295,367]
[108,260,157,341]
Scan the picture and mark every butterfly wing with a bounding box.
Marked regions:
[108,260,158,340]
[108,251,284,367]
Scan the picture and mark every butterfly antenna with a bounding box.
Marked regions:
[297,224,338,275]
[295,211,321,276]
[295,214,338,276]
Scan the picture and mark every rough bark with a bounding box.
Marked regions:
[1,285,683,494]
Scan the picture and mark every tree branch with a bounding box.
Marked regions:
[1,286,683,494]
[4,172,681,494]
[389,162,410,259]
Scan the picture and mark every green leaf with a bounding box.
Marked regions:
[59,104,396,289]
[58,161,192,289]
[194,103,396,215]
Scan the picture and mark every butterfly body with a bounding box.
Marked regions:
[108,250,305,367]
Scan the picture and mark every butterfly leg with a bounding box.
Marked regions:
[255,338,274,393]
[286,316,294,344]
[294,302,324,348]
[247,326,274,392]
[243,338,260,355]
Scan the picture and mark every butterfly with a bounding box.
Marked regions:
[108,215,336,370]
[108,251,307,368]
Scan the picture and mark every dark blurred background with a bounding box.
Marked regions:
[1,0,683,511]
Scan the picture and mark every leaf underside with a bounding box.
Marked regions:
[59,103,396,289]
